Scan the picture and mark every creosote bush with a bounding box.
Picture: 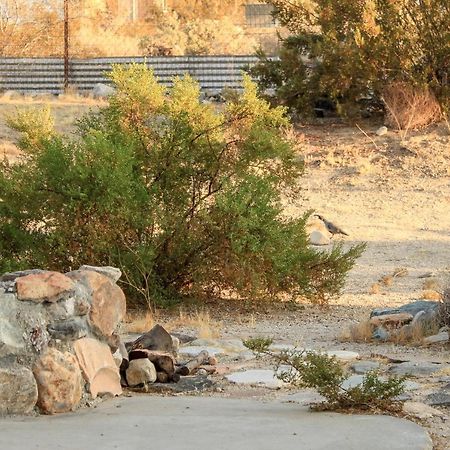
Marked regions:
[244,338,406,411]
[0,64,364,308]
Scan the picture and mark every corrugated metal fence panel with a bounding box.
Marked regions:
[0,56,261,94]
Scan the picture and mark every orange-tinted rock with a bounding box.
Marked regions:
[16,271,75,303]
[68,270,126,337]
[33,348,82,414]
[73,337,122,399]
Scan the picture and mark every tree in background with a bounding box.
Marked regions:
[251,0,450,118]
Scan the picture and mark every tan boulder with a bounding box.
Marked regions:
[33,348,82,414]
[68,270,126,337]
[16,271,75,303]
[370,313,413,326]
[73,337,122,399]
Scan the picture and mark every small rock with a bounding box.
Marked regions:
[372,326,390,341]
[326,350,359,361]
[403,401,445,419]
[350,361,381,374]
[426,391,450,407]
[33,348,82,414]
[376,126,388,136]
[171,335,180,353]
[0,365,38,415]
[126,359,157,387]
[197,368,208,376]
[423,332,449,345]
[16,271,75,303]
[309,230,331,246]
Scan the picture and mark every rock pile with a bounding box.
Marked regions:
[0,266,126,415]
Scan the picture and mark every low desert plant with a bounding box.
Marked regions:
[244,337,406,411]
[437,289,450,328]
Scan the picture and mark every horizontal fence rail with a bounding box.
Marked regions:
[0,56,262,95]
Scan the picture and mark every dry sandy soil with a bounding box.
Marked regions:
[1,96,449,448]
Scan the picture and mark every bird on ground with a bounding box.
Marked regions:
[313,214,349,237]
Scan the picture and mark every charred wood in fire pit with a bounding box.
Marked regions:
[176,350,210,376]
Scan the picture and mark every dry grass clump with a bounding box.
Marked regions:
[421,290,443,301]
[437,288,450,328]
[382,82,442,132]
[340,320,373,342]
[124,310,155,334]
[165,309,222,339]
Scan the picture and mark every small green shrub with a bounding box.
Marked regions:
[0,64,364,308]
[244,338,406,411]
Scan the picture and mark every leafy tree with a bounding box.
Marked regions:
[0,64,364,308]
[251,0,450,116]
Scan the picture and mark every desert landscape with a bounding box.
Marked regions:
[1,94,449,448]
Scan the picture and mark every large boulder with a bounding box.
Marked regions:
[67,270,126,338]
[0,365,38,415]
[33,348,82,414]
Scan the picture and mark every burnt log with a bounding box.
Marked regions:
[176,350,209,376]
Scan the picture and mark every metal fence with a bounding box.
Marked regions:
[0,55,261,95]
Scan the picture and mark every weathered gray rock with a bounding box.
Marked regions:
[130,324,174,353]
[389,361,446,377]
[342,374,420,391]
[372,326,390,341]
[0,365,38,415]
[425,391,450,407]
[0,294,26,357]
[371,301,439,318]
[126,359,157,386]
[33,348,82,414]
[47,317,88,340]
[350,361,381,374]
[403,401,445,419]
[0,269,45,282]
[78,265,121,283]
[171,335,180,353]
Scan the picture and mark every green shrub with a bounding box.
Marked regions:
[244,338,406,411]
[0,64,364,308]
[252,0,450,118]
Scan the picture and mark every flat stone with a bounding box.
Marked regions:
[403,401,446,419]
[126,359,157,387]
[179,346,225,357]
[341,375,420,391]
[370,313,413,326]
[423,332,449,345]
[326,350,359,361]
[32,348,82,414]
[371,301,439,318]
[0,365,38,415]
[425,391,450,407]
[389,361,446,377]
[16,271,75,303]
[350,361,381,374]
[0,397,433,450]
[280,389,326,405]
[309,230,331,246]
[269,343,303,353]
[78,265,122,283]
[226,369,284,389]
[73,337,122,399]
[68,271,126,337]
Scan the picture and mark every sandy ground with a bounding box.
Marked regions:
[1,98,449,448]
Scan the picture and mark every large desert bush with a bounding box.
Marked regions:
[251,0,450,118]
[0,64,364,307]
